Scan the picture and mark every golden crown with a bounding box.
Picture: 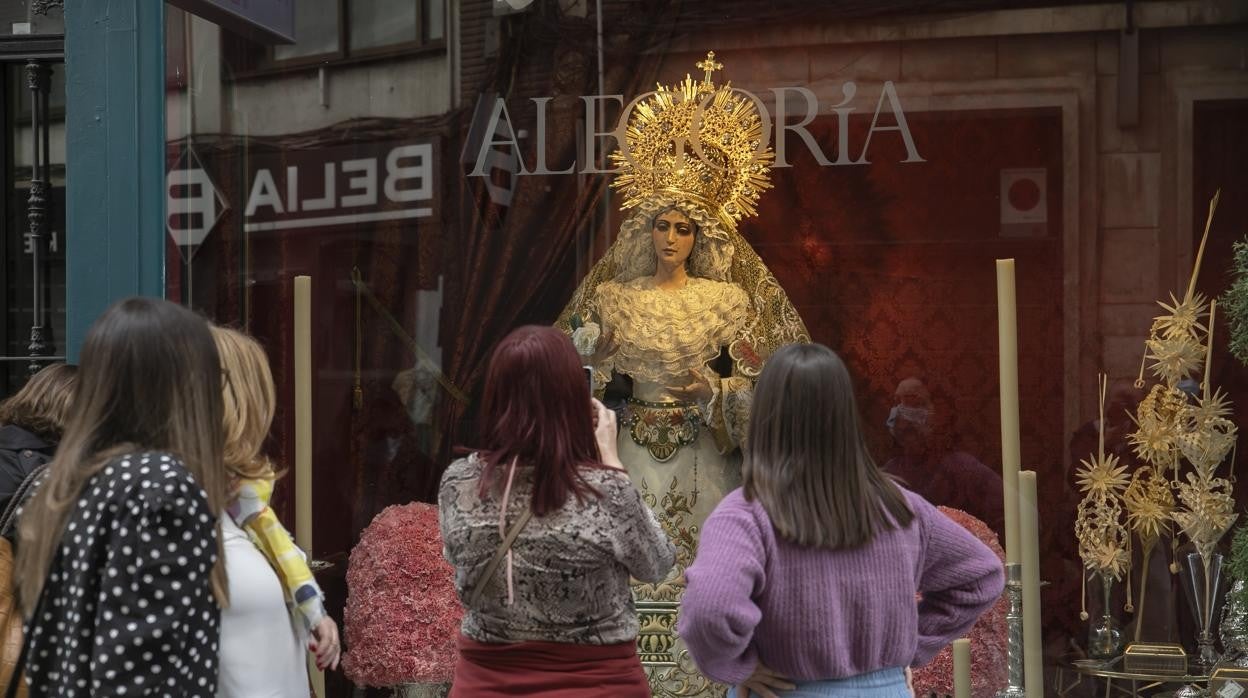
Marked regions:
[610,52,774,232]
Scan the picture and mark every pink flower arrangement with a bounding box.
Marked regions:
[912,507,1008,698]
[342,502,463,687]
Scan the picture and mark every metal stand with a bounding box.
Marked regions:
[997,563,1026,698]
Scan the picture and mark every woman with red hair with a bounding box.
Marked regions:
[439,325,675,697]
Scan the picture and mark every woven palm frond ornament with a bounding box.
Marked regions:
[1121,192,1239,653]
[1076,375,1132,621]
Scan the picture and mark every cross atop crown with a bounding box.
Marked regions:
[696,51,723,92]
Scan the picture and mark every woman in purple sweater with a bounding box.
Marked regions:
[678,343,1005,698]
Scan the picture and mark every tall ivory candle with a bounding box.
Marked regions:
[996,259,1022,565]
[952,638,971,698]
[294,276,324,697]
[294,275,313,552]
[1019,470,1044,697]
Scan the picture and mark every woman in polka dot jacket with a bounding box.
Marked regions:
[12,297,232,697]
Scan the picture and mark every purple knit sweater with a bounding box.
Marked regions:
[678,487,1005,685]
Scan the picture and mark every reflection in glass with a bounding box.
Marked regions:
[351,0,417,51]
[0,1,64,36]
[15,62,64,113]
[423,0,445,42]
[3,62,66,394]
[274,0,340,61]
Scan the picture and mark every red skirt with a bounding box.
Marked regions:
[450,632,650,697]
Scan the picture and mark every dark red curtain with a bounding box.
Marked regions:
[430,3,683,462]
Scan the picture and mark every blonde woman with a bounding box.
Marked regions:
[211,326,341,696]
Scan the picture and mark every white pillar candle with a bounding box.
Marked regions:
[293,275,323,697]
[996,259,1022,566]
[294,275,313,553]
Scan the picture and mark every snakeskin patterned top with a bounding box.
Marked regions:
[439,453,675,645]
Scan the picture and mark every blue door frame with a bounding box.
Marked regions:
[64,0,167,361]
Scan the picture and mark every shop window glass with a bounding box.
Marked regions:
[423,0,445,43]
[234,0,444,74]
[2,62,65,394]
[165,4,1248,696]
[273,0,341,62]
[165,10,188,90]
[0,1,64,37]
[350,0,418,52]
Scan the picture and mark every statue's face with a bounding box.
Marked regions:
[651,209,695,267]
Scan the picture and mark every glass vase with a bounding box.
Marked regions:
[1181,551,1225,670]
[1088,572,1124,660]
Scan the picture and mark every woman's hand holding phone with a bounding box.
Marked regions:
[592,399,625,471]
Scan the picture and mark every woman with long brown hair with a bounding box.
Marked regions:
[678,343,1004,698]
[13,297,228,697]
[439,325,675,697]
[0,363,77,514]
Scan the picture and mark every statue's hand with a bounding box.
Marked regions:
[588,329,618,366]
[669,369,714,403]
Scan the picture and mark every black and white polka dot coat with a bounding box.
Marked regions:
[24,452,220,697]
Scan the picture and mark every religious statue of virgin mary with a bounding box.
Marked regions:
[556,53,810,697]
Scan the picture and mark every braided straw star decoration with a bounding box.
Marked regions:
[1123,468,1175,547]
[1173,472,1237,563]
[1075,375,1132,620]
[1178,301,1238,476]
[1152,291,1210,342]
[1077,497,1130,578]
[1144,333,1206,386]
[1132,190,1219,395]
[1122,467,1174,625]
[1171,300,1239,565]
[1128,384,1189,471]
[1077,454,1130,500]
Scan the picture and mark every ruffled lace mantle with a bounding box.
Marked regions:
[596,276,750,385]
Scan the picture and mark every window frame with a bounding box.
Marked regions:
[225,0,446,80]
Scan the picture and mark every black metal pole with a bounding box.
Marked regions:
[25,61,50,378]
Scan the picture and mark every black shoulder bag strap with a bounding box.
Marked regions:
[1,462,48,538]
[467,508,534,609]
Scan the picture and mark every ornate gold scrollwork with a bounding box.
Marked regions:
[624,400,703,462]
[633,477,727,696]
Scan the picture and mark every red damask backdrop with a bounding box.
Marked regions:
[752,108,1076,645]
[755,108,1065,472]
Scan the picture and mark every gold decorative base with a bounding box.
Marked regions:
[1123,642,1188,676]
[635,600,727,697]
[637,601,678,666]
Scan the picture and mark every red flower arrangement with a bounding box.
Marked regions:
[912,507,1009,698]
[342,502,463,687]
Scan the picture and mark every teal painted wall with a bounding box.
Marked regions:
[64,0,166,361]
